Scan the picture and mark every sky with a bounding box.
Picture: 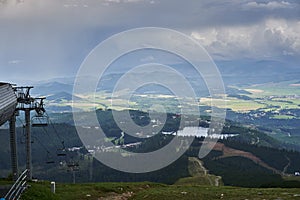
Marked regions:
[0,0,299,83]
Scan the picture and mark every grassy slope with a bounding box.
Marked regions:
[131,185,300,200]
[175,157,223,186]
[17,153,300,199]
[21,182,300,200]
[21,182,162,200]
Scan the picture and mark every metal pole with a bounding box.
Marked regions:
[51,182,56,194]
[9,112,18,181]
[25,109,32,180]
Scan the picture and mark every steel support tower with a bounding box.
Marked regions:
[9,112,18,181]
[14,86,46,180]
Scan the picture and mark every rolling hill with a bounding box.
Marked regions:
[1,109,300,188]
[46,92,82,103]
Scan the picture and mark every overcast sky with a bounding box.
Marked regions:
[0,0,299,82]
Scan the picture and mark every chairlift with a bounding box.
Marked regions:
[31,114,49,127]
[67,162,79,168]
[57,148,67,157]
[46,160,55,164]
[67,161,80,172]
[56,141,67,157]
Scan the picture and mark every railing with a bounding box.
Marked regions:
[4,170,28,200]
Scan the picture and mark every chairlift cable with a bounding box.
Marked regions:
[33,111,68,158]
[32,136,56,164]
[31,135,51,153]
[46,113,65,146]
[17,117,25,127]
[45,114,68,158]
[39,124,61,150]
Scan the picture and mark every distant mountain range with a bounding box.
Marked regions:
[32,81,74,96]
[27,59,299,100]
[46,91,82,102]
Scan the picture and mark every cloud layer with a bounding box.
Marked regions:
[191,18,300,59]
[0,0,299,81]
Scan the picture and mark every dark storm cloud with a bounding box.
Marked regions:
[0,0,299,81]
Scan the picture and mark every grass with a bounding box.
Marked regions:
[283,176,300,182]
[244,80,300,98]
[21,182,161,200]
[20,156,300,200]
[262,100,300,110]
[131,185,300,200]
[54,182,157,200]
[271,115,298,119]
[200,97,264,113]
[0,180,12,185]
[21,182,59,200]
[21,181,300,200]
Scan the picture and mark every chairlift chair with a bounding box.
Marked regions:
[56,141,67,157]
[67,162,79,168]
[67,161,80,172]
[31,114,49,127]
[46,160,55,164]
[57,148,67,157]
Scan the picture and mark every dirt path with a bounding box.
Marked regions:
[283,155,291,175]
[189,157,221,186]
[189,157,208,176]
[213,142,282,175]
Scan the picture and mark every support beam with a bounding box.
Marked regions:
[9,113,18,181]
[25,109,32,180]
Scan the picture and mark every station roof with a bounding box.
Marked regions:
[0,83,17,126]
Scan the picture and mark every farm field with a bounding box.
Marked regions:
[47,80,300,117]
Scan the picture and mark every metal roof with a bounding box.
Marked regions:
[0,82,17,126]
